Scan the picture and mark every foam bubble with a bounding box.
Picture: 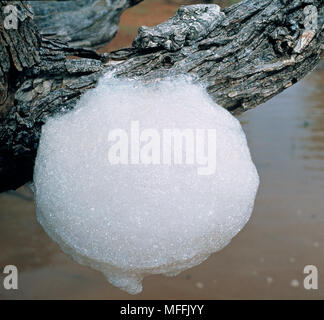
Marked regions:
[33,77,259,294]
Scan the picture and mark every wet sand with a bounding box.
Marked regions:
[0,0,323,299]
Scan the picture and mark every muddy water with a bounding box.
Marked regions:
[1,1,324,300]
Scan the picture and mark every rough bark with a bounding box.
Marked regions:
[0,0,323,192]
[28,0,143,48]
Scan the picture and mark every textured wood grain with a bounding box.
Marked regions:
[28,0,143,48]
[0,0,323,192]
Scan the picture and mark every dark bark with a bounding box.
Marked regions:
[27,0,143,49]
[0,0,323,192]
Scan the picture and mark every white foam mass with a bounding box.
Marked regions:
[34,77,259,294]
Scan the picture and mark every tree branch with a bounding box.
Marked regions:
[28,0,143,48]
[0,0,323,192]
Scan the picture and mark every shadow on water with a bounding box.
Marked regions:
[0,0,323,299]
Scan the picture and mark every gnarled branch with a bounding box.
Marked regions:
[28,0,143,48]
[0,0,323,192]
